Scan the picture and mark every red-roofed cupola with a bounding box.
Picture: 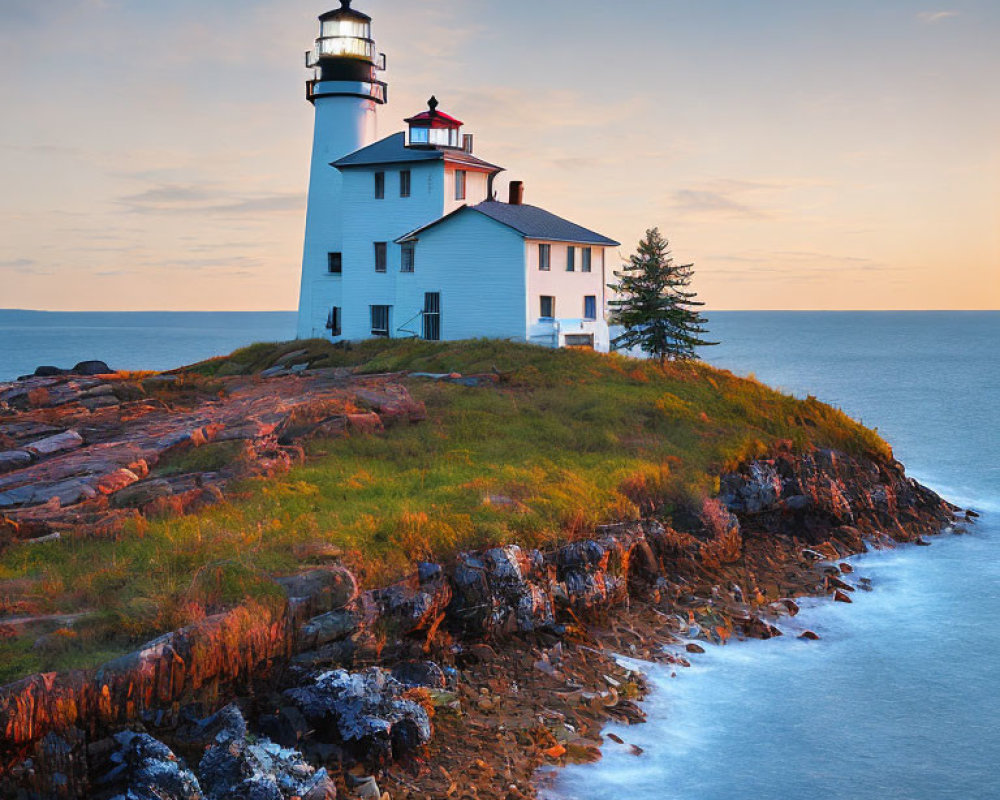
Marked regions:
[405,97,464,148]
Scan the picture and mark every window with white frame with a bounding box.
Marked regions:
[370,305,391,337]
[538,243,551,271]
[455,170,467,201]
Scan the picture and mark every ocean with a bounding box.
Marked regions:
[549,311,1000,800]
[0,310,297,382]
[1,310,997,799]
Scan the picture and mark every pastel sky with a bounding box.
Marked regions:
[1,0,997,311]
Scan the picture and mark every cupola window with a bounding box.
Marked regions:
[405,96,464,149]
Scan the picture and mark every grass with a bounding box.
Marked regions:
[0,339,891,683]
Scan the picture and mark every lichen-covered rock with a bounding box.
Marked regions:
[372,562,453,635]
[96,731,202,800]
[448,545,553,635]
[198,705,336,800]
[284,668,431,766]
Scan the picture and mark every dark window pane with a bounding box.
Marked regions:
[455,170,466,200]
[326,306,342,336]
[539,244,550,271]
[567,246,576,272]
[401,242,416,273]
[540,296,554,318]
[371,305,391,337]
[375,171,385,199]
[400,170,411,198]
[584,295,597,320]
[374,242,387,273]
[327,252,342,274]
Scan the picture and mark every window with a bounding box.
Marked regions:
[567,246,576,272]
[370,305,391,337]
[327,252,342,274]
[401,242,416,273]
[423,292,441,341]
[538,243,551,271]
[325,306,342,336]
[582,247,592,273]
[540,295,555,319]
[584,295,597,320]
[455,170,466,201]
[409,127,429,145]
[374,171,385,199]
[374,242,387,273]
[400,170,411,198]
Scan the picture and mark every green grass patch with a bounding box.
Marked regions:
[0,339,891,681]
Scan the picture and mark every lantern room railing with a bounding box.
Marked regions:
[306,77,387,103]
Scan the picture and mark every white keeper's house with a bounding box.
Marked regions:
[296,1,620,351]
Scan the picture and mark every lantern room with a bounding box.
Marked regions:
[405,97,464,148]
[306,0,386,83]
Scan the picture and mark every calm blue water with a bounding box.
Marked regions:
[0,310,297,381]
[551,311,1000,800]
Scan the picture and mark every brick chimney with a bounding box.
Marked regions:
[508,180,524,205]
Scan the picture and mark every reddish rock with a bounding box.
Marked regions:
[685,643,705,654]
[799,630,821,640]
[833,590,852,603]
[347,412,384,434]
[95,468,140,496]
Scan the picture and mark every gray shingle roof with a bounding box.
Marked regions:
[396,202,619,247]
[332,132,502,171]
[471,201,620,246]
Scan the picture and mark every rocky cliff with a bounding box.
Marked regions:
[0,440,962,799]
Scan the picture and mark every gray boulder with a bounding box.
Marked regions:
[284,667,431,765]
[98,731,202,800]
[198,704,336,800]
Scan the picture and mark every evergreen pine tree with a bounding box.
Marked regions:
[608,228,716,363]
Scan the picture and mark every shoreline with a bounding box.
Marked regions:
[1,438,964,798]
[0,342,971,798]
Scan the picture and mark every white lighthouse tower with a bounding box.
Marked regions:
[297,1,387,339]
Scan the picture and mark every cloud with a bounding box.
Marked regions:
[670,180,781,220]
[0,258,52,275]
[701,250,909,282]
[117,183,303,216]
[917,11,959,23]
[672,189,769,220]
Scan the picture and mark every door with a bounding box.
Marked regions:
[422,292,441,340]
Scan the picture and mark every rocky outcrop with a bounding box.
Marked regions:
[0,369,426,541]
[196,705,336,800]
[284,668,432,767]
[0,445,959,798]
[93,731,203,800]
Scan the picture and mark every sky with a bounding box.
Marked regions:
[0,0,997,311]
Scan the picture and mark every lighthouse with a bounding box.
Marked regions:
[294,4,619,350]
[297,1,387,339]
